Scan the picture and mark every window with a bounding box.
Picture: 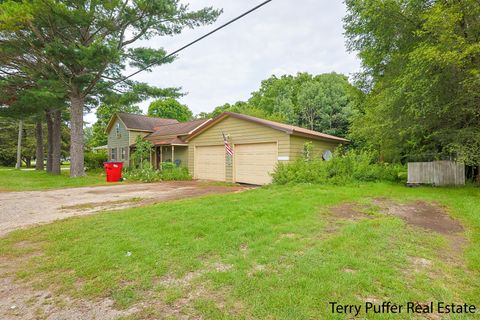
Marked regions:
[115,123,121,138]
[111,148,116,161]
[121,147,126,161]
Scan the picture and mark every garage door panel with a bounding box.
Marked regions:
[234,143,277,185]
[195,146,225,181]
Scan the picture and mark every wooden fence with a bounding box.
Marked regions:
[408,161,465,186]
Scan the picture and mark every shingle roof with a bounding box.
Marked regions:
[144,119,211,145]
[149,137,188,146]
[116,113,178,132]
[187,112,349,143]
[148,118,211,137]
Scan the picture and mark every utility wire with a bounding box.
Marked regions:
[112,0,274,86]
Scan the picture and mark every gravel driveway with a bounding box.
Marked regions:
[0,181,246,236]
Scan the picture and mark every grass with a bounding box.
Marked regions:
[1,183,479,319]
[0,167,109,191]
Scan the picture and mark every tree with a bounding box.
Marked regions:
[344,0,480,171]
[297,74,353,136]
[203,72,359,136]
[132,135,153,169]
[148,98,193,121]
[0,0,221,177]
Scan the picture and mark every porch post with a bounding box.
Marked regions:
[160,147,163,168]
[172,146,175,164]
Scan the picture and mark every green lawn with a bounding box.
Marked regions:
[0,167,108,191]
[1,183,479,319]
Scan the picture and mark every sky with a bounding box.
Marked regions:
[84,0,361,125]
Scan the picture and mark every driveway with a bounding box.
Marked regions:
[0,181,246,236]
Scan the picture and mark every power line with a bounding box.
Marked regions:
[112,0,274,86]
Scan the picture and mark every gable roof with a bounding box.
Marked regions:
[148,118,211,138]
[186,112,349,143]
[106,113,178,133]
[145,118,211,145]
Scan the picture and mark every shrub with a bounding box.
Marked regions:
[161,166,191,181]
[123,162,191,183]
[84,150,108,170]
[272,150,406,185]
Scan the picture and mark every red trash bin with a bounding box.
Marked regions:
[103,162,123,182]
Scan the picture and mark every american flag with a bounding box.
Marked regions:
[222,133,233,156]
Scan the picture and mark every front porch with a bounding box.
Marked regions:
[152,144,189,170]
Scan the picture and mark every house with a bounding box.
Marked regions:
[143,118,211,168]
[106,112,179,166]
[106,111,347,184]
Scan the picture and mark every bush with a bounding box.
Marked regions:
[123,162,191,183]
[84,150,108,170]
[272,150,406,185]
[161,166,191,181]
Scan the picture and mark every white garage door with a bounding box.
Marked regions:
[234,142,278,185]
[195,145,225,181]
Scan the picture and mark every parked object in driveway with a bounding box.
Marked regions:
[103,162,123,182]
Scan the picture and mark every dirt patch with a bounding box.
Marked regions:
[343,268,357,274]
[330,203,371,220]
[408,256,433,273]
[60,197,143,211]
[372,199,463,235]
[0,181,249,237]
[1,256,237,320]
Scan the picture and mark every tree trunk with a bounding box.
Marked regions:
[25,157,31,168]
[35,120,44,171]
[70,93,85,177]
[46,111,53,173]
[51,109,62,175]
[476,166,480,185]
[15,120,23,169]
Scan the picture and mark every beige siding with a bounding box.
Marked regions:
[157,146,188,168]
[289,135,340,161]
[129,131,150,146]
[188,117,290,182]
[107,119,130,166]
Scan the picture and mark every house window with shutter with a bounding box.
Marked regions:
[111,148,116,161]
[121,147,126,160]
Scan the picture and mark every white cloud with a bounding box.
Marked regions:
[84,0,360,125]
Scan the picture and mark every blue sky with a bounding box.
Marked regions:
[85,0,360,124]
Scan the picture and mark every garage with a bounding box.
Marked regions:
[194,145,225,181]
[234,142,278,185]
[187,112,348,185]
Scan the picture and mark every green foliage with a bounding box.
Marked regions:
[131,136,153,169]
[204,73,361,137]
[123,162,162,183]
[148,98,193,121]
[0,0,221,176]
[84,150,107,170]
[303,142,314,161]
[272,150,406,185]
[345,0,480,164]
[123,162,191,182]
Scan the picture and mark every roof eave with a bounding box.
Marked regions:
[291,130,350,143]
